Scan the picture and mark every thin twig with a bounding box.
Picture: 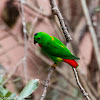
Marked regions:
[79,73,97,100]
[2,58,24,86]
[25,1,49,17]
[80,0,100,70]
[40,67,54,100]
[49,0,72,42]
[16,0,49,17]
[20,0,28,83]
[72,68,91,100]
[29,4,43,36]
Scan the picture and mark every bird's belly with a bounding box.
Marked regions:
[49,55,63,64]
[42,47,63,63]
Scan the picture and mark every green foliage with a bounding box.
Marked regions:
[0,75,4,85]
[0,86,16,100]
[17,79,39,100]
[0,75,39,100]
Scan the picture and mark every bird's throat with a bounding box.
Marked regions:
[39,44,42,47]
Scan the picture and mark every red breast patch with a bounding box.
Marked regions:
[39,44,42,47]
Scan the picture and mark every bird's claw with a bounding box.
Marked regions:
[51,64,57,69]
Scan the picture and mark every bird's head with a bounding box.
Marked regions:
[34,32,50,46]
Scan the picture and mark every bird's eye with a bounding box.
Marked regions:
[38,37,41,40]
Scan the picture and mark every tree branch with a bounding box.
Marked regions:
[49,0,72,42]
[2,58,24,86]
[40,81,79,100]
[72,68,91,100]
[25,1,49,17]
[40,67,54,100]
[20,0,28,83]
[49,0,92,100]
[80,0,100,70]
[15,0,50,17]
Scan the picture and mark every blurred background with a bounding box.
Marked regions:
[0,0,100,100]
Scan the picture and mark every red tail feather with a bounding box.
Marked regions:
[63,59,78,68]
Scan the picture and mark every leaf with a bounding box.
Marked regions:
[5,91,12,97]
[0,75,16,100]
[8,93,16,100]
[17,79,39,100]
[0,75,3,84]
[0,86,9,97]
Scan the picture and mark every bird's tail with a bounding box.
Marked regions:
[63,59,79,68]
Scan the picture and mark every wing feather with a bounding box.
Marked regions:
[42,36,79,60]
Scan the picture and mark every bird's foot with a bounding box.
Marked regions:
[51,63,57,69]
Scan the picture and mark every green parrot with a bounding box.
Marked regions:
[34,32,80,68]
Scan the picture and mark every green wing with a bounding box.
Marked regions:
[42,36,79,60]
